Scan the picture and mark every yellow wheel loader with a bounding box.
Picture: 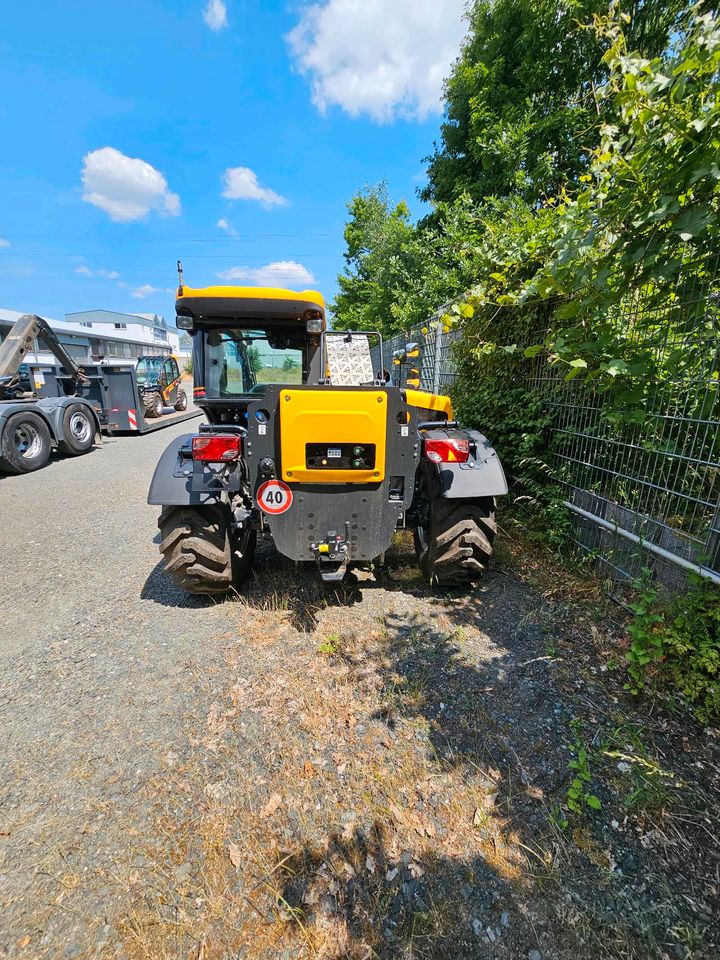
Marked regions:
[148,277,507,594]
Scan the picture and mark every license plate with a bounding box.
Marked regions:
[327,448,342,458]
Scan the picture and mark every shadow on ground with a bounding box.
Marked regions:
[276,590,718,960]
[141,532,434,629]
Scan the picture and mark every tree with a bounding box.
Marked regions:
[330,184,419,335]
[282,356,299,371]
[247,345,262,374]
[422,0,686,207]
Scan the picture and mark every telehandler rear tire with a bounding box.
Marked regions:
[158,504,256,595]
[414,496,496,586]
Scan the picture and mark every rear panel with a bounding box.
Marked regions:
[246,385,419,563]
[279,388,387,483]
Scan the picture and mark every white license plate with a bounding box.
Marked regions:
[327,448,342,458]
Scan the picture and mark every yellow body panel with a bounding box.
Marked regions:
[280,389,387,483]
[178,285,325,310]
[403,389,454,419]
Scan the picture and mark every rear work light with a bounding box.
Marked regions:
[192,435,242,462]
[424,437,470,464]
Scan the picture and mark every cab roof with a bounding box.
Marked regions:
[176,285,326,328]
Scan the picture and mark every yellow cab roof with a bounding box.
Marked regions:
[177,285,324,319]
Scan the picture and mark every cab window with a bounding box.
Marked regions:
[205,329,304,397]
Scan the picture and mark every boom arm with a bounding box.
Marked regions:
[0,314,86,395]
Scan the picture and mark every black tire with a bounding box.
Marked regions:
[414,495,496,586]
[0,411,52,474]
[144,392,163,419]
[158,504,256,595]
[174,390,188,412]
[58,403,95,456]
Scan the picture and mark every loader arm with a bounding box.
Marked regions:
[0,314,86,397]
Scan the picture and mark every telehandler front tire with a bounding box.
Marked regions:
[158,504,256,595]
[144,392,163,419]
[415,496,496,586]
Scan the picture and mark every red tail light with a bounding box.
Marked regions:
[424,437,470,463]
[192,435,242,462]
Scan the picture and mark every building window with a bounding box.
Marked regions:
[114,322,127,330]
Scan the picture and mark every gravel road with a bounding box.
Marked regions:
[0,424,717,960]
[0,420,235,957]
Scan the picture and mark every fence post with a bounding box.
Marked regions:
[707,495,720,574]
[433,323,443,396]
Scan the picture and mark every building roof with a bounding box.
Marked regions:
[64,308,169,329]
[0,308,174,347]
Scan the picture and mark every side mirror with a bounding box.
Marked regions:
[405,342,420,359]
[392,348,406,365]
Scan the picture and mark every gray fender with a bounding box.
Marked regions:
[35,396,101,444]
[147,432,214,506]
[424,428,508,499]
[0,397,100,447]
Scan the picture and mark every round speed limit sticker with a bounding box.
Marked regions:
[256,479,293,515]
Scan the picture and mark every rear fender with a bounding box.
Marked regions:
[148,433,209,506]
[0,397,100,447]
[147,432,236,506]
[422,428,508,499]
[35,396,102,444]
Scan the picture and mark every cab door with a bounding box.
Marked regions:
[163,357,180,402]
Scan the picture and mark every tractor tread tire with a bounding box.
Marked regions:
[144,392,163,419]
[158,505,255,595]
[416,497,495,586]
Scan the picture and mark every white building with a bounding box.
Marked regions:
[0,307,190,367]
[65,309,191,360]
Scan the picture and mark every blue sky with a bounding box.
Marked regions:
[0,0,467,322]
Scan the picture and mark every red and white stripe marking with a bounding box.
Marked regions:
[127,409,138,431]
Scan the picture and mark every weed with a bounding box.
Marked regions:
[317,632,342,656]
[566,721,601,815]
[625,570,665,693]
[603,723,675,813]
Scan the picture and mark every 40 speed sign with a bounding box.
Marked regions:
[256,479,293,515]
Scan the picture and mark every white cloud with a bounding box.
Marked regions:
[75,264,120,280]
[81,147,181,222]
[287,0,467,122]
[217,260,315,289]
[217,217,238,235]
[221,167,288,208]
[131,284,175,299]
[0,238,10,248]
[203,0,228,31]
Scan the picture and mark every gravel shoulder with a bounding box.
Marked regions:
[0,429,718,960]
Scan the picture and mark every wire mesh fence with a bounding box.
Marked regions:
[378,258,720,593]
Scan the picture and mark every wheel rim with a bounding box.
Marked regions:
[69,411,92,444]
[14,422,42,459]
[155,396,163,413]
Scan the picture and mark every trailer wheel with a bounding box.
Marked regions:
[0,411,52,474]
[58,403,95,456]
[144,392,164,419]
[158,504,256,595]
[174,390,188,412]
[414,495,496,586]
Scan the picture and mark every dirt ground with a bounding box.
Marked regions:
[0,425,718,959]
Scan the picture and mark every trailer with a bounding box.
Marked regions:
[28,362,200,435]
[0,314,200,474]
